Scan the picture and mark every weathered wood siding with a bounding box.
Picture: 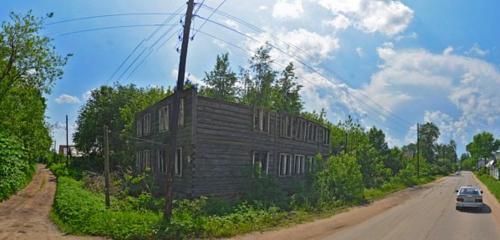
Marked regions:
[134,88,195,198]
[135,89,331,199]
[192,96,330,198]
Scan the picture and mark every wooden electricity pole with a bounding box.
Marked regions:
[66,115,71,167]
[417,123,420,178]
[104,125,111,208]
[164,0,195,220]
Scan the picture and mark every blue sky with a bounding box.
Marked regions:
[2,0,500,153]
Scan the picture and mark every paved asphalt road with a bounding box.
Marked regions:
[323,171,500,240]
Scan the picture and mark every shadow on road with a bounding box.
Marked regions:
[458,204,492,214]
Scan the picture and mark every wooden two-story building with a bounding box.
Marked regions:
[134,88,330,199]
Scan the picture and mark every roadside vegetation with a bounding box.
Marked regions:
[0,12,68,201]
[475,173,500,202]
[0,134,35,201]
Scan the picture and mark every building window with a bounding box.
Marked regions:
[136,151,142,170]
[302,120,307,141]
[143,113,151,136]
[159,106,169,132]
[178,98,185,127]
[175,147,182,176]
[279,153,292,176]
[144,150,150,170]
[136,119,143,137]
[252,151,269,175]
[307,156,314,173]
[323,128,330,145]
[294,155,305,175]
[280,115,294,138]
[254,109,270,133]
[296,119,302,140]
[157,150,166,173]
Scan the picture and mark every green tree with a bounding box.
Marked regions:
[240,45,277,109]
[74,84,169,168]
[273,62,302,114]
[419,122,440,163]
[0,11,68,101]
[315,154,364,203]
[0,12,67,160]
[466,131,500,160]
[199,53,238,102]
[368,127,389,154]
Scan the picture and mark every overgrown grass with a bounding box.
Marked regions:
[475,173,500,202]
[364,175,438,201]
[53,176,161,240]
[0,134,36,201]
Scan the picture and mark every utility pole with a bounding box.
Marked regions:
[103,125,111,208]
[165,0,195,220]
[417,123,420,178]
[65,115,70,167]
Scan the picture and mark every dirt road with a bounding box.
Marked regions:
[0,164,101,240]
[235,171,500,240]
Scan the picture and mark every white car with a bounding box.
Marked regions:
[455,186,483,211]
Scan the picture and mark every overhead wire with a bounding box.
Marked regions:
[197,4,413,129]
[53,24,177,37]
[192,28,410,133]
[46,12,182,26]
[107,4,186,84]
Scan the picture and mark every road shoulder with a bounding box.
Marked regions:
[231,178,443,240]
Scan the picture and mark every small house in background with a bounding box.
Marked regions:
[58,145,82,157]
[134,88,331,199]
[487,150,500,180]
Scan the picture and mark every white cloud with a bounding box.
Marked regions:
[322,14,351,30]
[316,0,414,36]
[465,43,489,57]
[246,28,340,66]
[55,94,80,104]
[443,46,454,55]
[394,32,417,41]
[259,5,268,11]
[356,47,364,57]
[272,0,304,19]
[361,43,500,147]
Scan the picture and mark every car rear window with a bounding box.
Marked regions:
[459,188,480,195]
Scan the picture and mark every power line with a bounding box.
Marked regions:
[46,12,182,26]
[124,17,184,82]
[106,4,186,85]
[191,0,227,39]
[194,14,412,131]
[53,24,177,37]
[197,5,413,129]
[193,29,410,133]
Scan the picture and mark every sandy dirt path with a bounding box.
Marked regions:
[234,172,500,240]
[0,164,102,240]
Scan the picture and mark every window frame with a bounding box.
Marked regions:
[294,154,305,175]
[136,119,143,137]
[178,98,185,127]
[252,151,270,175]
[159,106,170,132]
[143,113,151,136]
[175,147,183,177]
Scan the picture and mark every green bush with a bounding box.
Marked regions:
[315,154,364,204]
[476,173,500,201]
[0,133,35,201]
[53,176,161,240]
